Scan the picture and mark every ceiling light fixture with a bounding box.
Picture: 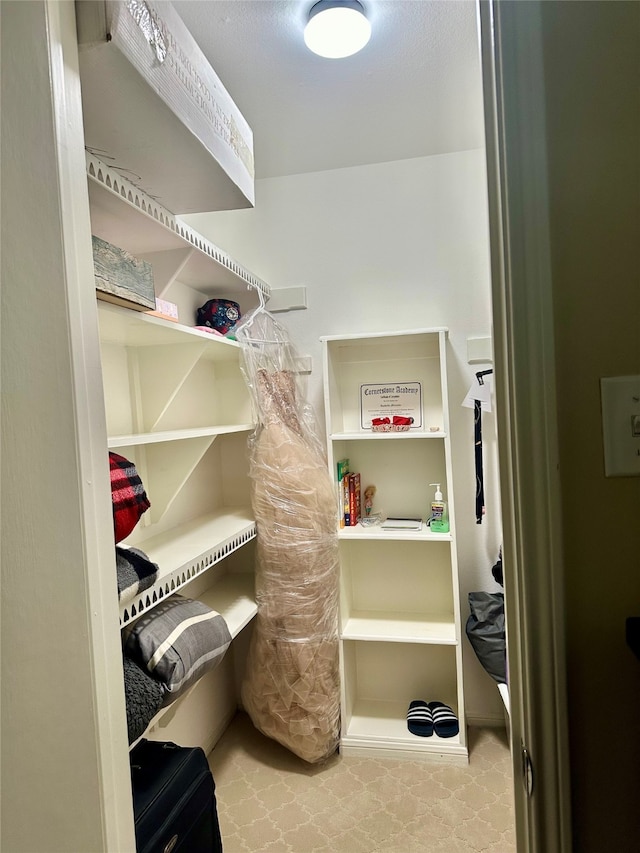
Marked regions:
[304,0,371,59]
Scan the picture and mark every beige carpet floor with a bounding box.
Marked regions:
[208,712,516,853]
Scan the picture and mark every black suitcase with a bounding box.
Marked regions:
[130,740,223,853]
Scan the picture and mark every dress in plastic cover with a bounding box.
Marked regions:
[235,304,340,764]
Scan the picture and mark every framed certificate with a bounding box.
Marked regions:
[360,381,423,430]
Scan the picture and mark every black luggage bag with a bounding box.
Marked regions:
[130,739,223,853]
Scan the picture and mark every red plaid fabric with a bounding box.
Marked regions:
[109,452,151,543]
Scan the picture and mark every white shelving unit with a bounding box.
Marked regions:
[87,151,269,319]
[77,30,271,751]
[4,5,265,850]
[76,0,255,215]
[96,255,263,747]
[321,329,468,762]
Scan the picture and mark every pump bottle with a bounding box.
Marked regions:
[429,483,449,533]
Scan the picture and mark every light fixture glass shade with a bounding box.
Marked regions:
[304,0,371,59]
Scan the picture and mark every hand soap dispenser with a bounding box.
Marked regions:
[429,483,449,533]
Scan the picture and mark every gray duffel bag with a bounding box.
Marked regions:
[465,592,507,683]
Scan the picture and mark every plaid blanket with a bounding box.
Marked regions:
[116,545,159,605]
[109,451,150,543]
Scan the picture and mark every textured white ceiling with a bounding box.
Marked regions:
[175,0,485,180]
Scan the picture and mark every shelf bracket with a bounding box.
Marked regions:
[145,435,217,522]
[139,248,194,298]
[132,342,207,432]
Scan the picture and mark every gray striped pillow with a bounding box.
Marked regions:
[122,595,232,707]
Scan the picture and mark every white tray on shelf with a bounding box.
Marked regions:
[339,522,452,541]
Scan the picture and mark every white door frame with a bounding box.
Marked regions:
[1,2,135,850]
[478,2,572,850]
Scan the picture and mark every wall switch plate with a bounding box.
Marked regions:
[600,375,640,477]
[268,286,307,312]
[293,356,312,375]
[467,336,493,364]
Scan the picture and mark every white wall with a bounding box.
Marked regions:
[186,147,504,721]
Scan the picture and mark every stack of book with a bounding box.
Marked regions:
[336,458,361,528]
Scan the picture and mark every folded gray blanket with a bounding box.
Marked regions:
[116,545,159,605]
[123,655,164,744]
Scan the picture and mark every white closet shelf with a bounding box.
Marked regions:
[119,507,255,626]
[87,152,269,303]
[98,301,243,359]
[339,523,452,541]
[343,699,466,759]
[342,612,457,644]
[330,431,446,441]
[321,327,449,344]
[108,424,253,449]
[198,573,257,639]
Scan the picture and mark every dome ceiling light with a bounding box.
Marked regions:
[304,0,372,59]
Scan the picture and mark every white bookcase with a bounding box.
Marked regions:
[321,329,467,761]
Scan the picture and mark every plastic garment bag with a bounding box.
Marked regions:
[235,305,340,763]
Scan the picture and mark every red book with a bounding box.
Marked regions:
[347,474,355,526]
[353,473,361,525]
[349,472,361,526]
[343,472,351,526]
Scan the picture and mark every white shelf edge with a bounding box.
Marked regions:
[330,431,446,441]
[119,508,255,626]
[97,301,242,355]
[342,612,457,644]
[86,152,270,301]
[341,731,466,753]
[339,736,468,763]
[108,424,254,448]
[320,327,449,342]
